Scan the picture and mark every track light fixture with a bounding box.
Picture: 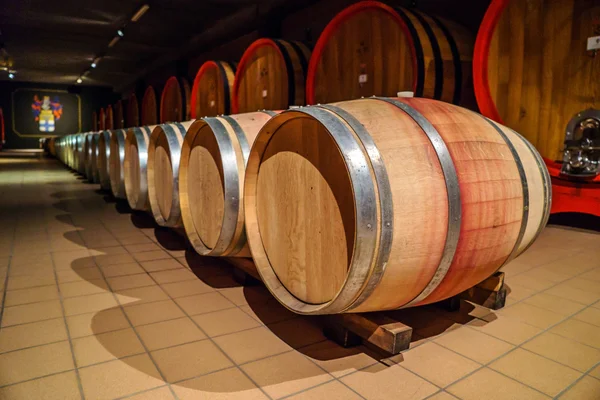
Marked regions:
[76,77,83,84]
[131,5,149,22]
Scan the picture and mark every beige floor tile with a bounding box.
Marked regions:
[565,278,600,295]
[241,351,332,398]
[467,315,543,345]
[550,319,600,348]
[7,274,56,290]
[214,326,292,364]
[150,269,197,284]
[125,386,175,400]
[504,283,538,304]
[119,235,153,245]
[591,365,600,379]
[174,367,267,400]
[175,292,236,316]
[137,317,206,350]
[446,368,549,400]
[125,243,161,253]
[523,332,600,372]
[287,380,362,400]
[558,376,600,399]
[73,327,145,367]
[8,263,55,277]
[101,262,145,277]
[2,299,63,327]
[107,273,155,291]
[508,274,556,292]
[193,307,261,337]
[573,307,600,327]
[59,278,109,298]
[67,308,130,339]
[140,258,185,273]
[94,253,136,267]
[434,326,514,363]
[4,284,60,306]
[0,370,81,400]
[398,342,479,387]
[152,339,233,382]
[341,363,439,400]
[490,348,581,396]
[545,282,600,305]
[267,317,326,349]
[11,253,52,267]
[426,391,460,400]
[56,266,103,283]
[134,250,172,262]
[0,317,68,353]
[524,293,587,316]
[124,299,185,326]
[62,292,118,316]
[499,302,565,329]
[302,341,378,378]
[0,341,74,386]
[161,279,214,298]
[579,268,600,282]
[239,302,297,326]
[89,246,128,256]
[116,284,169,306]
[79,354,165,399]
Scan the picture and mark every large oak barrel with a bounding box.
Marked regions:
[141,86,158,126]
[473,0,599,161]
[83,133,95,180]
[233,39,310,113]
[97,131,112,191]
[182,78,191,120]
[109,129,128,198]
[124,125,156,210]
[191,61,235,118]
[244,97,551,314]
[160,77,188,123]
[147,121,194,227]
[306,1,474,107]
[90,133,101,183]
[99,109,107,131]
[127,94,140,128]
[75,133,87,174]
[106,105,114,130]
[179,111,276,257]
[114,100,124,129]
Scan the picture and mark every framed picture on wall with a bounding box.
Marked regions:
[11,88,81,137]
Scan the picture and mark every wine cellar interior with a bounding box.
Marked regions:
[0,0,599,399]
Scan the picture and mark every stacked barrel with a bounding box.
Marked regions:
[49,0,557,315]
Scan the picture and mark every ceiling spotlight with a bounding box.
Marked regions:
[108,36,120,48]
[131,4,149,22]
[91,62,97,68]
[76,77,83,84]
[8,72,14,79]
[117,29,124,37]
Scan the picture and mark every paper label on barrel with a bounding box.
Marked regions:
[262,89,268,98]
[359,74,368,84]
[587,36,600,51]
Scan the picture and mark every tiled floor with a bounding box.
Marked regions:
[0,151,599,400]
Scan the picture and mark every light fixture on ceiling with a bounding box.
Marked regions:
[91,62,97,68]
[92,56,101,68]
[117,28,125,37]
[8,72,14,79]
[76,77,83,84]
[131,4,150,22]
[108,36,120,48]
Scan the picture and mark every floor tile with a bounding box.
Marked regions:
[286,380,362,400]
[125,386,175,400]
[241,351,332,399]
[0,317,68,353]
[124,299,185,326]
[214,327,292,364]
[0,341,74,386]
[56,266,103,283]
[107,273,155,291]
[590,364,600,379]
[59,278,108,298]
[522,332,600,372]
[341,362,439,400]
[101,262,145,277]
[4,284,60,306]
[137,317,206,350]
[7,274,56,290]
[115,284,169,306]
[446,368,549,400]
[499,303,565,329]
[160,279,214,298]
[467,315,542,345]
[79,354,165,399]
[94,253,135,267]
[62,292,118,316]
[66,308,130,339]
[192,307,261,337]
[550,319,600,349]
[0,370,81,400]
[301,340,377,378]
[150,269,197,284]
[489,348,581,396]
[524,293,587,316]
[545,282,600,305]
[558,376,600,400]
[125,243,161,253]
[573,307,600,327]
[174,367,267,400]
[175,292,236,316]
[134,250,172,263]
[434,326,514,363]
[1,299,63,327]
[152,339,233,382]
[73,327,145,367]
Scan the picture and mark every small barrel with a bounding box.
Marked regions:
[99,109,106,131]
[160,77,188,123]
[306,1,474,106]
[124,125,157,210]
[147,121,194,227]
[141,86,158,126]
[114,100,124,129]
[244,97,551,314]
[109,129,128,198]
[191,61,235,118]
[233,38,310,113]
[473,0,600,161]
[106,105,114,130]
[179,111,276,257]
[127,94,140,128]
[97,131,112,191]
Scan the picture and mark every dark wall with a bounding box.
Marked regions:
[0,81,118,149]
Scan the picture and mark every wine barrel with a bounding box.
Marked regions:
[141,86,158,126]
[233,38,310,113]
[127,94,140,128]
[147,121,194,227]
[114,100,124,129]
[106,105,114,130]
[306,1,474,106]
[48,137,56,157]
[75,133,87,174]
[473,0,599,161]
[83,133,95,180]
[109,129,128,198]
[92,111,98,132]
[182,78,191,120]
[97,131,112,191]
[160,77,187,123]
[90,133,101,183]
[191,61,235,118]
[99,109,106,131]
[244,97,551,314]
[179,111,276,257]
[124,125,156,210]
